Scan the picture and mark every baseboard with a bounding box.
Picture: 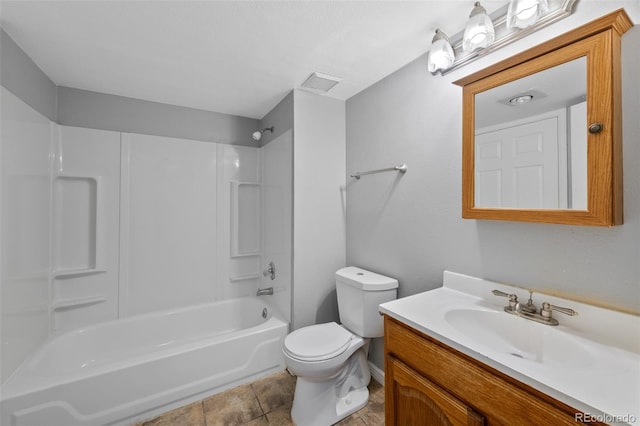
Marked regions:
[368,361,384,386]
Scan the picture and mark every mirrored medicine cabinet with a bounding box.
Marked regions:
[453,9,633,226]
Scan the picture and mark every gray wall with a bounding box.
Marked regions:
[57,87,259,146]
[293,90,346,331]
[346,7,640,369]
[0,29,57,121]
[1,27,261,146]
[259,91,294,146]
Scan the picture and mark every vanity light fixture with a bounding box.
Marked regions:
[427,29,455,73]
[507,0,549,28]
[463,2,495,52]
[428,0,577,76]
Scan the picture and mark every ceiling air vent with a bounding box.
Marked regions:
[300,72,342,93]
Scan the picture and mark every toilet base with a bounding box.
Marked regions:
[291,348,371,426]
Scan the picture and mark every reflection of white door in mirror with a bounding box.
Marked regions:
[473,56,586,210]
[475,113,562,209]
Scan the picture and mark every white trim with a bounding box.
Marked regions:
[368,361,384,386]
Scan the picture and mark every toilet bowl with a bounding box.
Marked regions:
[283,322,364,379]
[283,267,398,426]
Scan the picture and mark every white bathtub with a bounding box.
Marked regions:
[0,297,288,426]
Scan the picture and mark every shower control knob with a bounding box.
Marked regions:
[263,261,276,280]
[588,123,603,134]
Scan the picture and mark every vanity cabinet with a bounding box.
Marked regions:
[384,316,605,425]
[387,356,485,425]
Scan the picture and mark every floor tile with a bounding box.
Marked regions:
[359,408,385,426]
[264,405,294,425]
[134,371,385,426]
[251,370,296,413]
[203,383,263,426]
[141,402,204,426]
[243,415,269,425]
[368,379,385,402]
[357,380,385,425]
[335,413,367,426]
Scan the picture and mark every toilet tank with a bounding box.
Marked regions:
[335,267,398,338]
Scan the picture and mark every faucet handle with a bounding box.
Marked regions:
[541,302,578,319]
[492,289,518,310]
[263,261,276,280]
[492,289,517,300]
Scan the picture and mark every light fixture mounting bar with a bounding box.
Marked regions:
[440,0,578,75]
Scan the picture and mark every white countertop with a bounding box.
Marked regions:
[379,271,640,426]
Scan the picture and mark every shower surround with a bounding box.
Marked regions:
[0,88,293,424]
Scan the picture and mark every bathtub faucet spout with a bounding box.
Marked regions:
[256,287,274,296]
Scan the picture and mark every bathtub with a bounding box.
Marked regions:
[0,297,288,426]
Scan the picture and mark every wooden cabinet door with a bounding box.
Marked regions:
[387,356,485,426]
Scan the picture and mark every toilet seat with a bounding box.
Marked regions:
[284,322,354,362]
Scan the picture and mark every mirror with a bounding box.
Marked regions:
[474,57,587,210]
[454,9,632,226]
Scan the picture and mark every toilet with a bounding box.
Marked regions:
[283,267,398,425]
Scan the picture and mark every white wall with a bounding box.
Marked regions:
[120,136,267,317]
[258,93,294,322]
[292,90,346,330]
[52,126,121,330]
[346,3,640,369]
[119,134,219,316]
[262,130,293,322]
[217,144,263,301]
[0,88,52,381]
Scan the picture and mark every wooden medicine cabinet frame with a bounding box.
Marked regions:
[454,9,632,226]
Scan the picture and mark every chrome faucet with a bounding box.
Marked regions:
[517,290,537,314]
[492,289,577,326]
[256,287,274,296]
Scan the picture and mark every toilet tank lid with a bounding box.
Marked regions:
[335,267,398,291]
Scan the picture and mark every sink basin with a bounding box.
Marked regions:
[444,308,593,368]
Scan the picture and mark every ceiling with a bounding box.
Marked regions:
[0,0,510,119]
[475,56,586,128]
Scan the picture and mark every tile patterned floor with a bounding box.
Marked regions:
[135,370,384,426]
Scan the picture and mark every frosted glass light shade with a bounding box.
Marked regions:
[507,0,549,29]
[463,2,495,52]
[427,29,455,73]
